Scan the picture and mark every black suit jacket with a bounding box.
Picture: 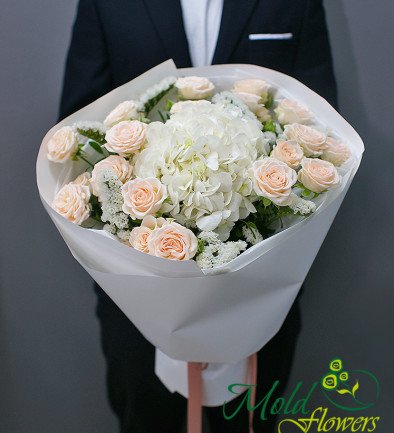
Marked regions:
[59,0,337,119]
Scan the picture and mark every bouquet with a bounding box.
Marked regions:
[37,61,363,409]
[46,64,351,270]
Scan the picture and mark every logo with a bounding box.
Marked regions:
[222,358,380,432]
[320,358,379,412]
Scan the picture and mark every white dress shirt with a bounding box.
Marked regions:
[180,0,224,67]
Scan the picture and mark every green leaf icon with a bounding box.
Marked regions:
[336,388,352,395]
[352,381,359,397]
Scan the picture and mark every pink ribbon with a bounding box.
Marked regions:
[248,353,258,433]
[187,353,258,433]
[187,362,203,433]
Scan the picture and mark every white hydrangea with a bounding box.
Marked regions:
[260,131,277,155]
[242,225,263,245]
[133,101,269,239]
[97,169,129,229]
[196,231,247,269]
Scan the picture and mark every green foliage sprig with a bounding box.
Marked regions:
[77,128,106,145]
[144,85,175,115]
[89,195,103,222]
[263,120,276,133]
[229,198,294,242]
[265,93,274,109]
[294,182,321,199]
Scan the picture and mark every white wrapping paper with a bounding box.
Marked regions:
[37,60,364,404]
[155,349,249,406]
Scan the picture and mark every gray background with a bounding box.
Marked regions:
[0,1,393,432]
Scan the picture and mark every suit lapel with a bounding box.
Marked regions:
[142,0,192,68]
[212,0,259,64]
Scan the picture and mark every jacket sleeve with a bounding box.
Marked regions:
[59,0,112,120]
[293,0,338,108]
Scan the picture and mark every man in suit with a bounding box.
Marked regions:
[59,1,337,432]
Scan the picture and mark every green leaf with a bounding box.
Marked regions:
[245,221,257,230]
[296,181,320,199]
[158,110,167,123]
[128,219,142,230]
[263,120,276,133]
[352,381,359,396]
[144,84,174,114]
[89,195,103,222]
[138,113,151,124]
[244,221,258,240]
[88,140,104,154]
[336,389,352,395]
[262,197,271,207]
[77,128,106,145]
[165,99,175,111]
[265,93,274,109]
[197,239,204,255]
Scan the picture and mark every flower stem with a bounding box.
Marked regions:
[79,155,94,168]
